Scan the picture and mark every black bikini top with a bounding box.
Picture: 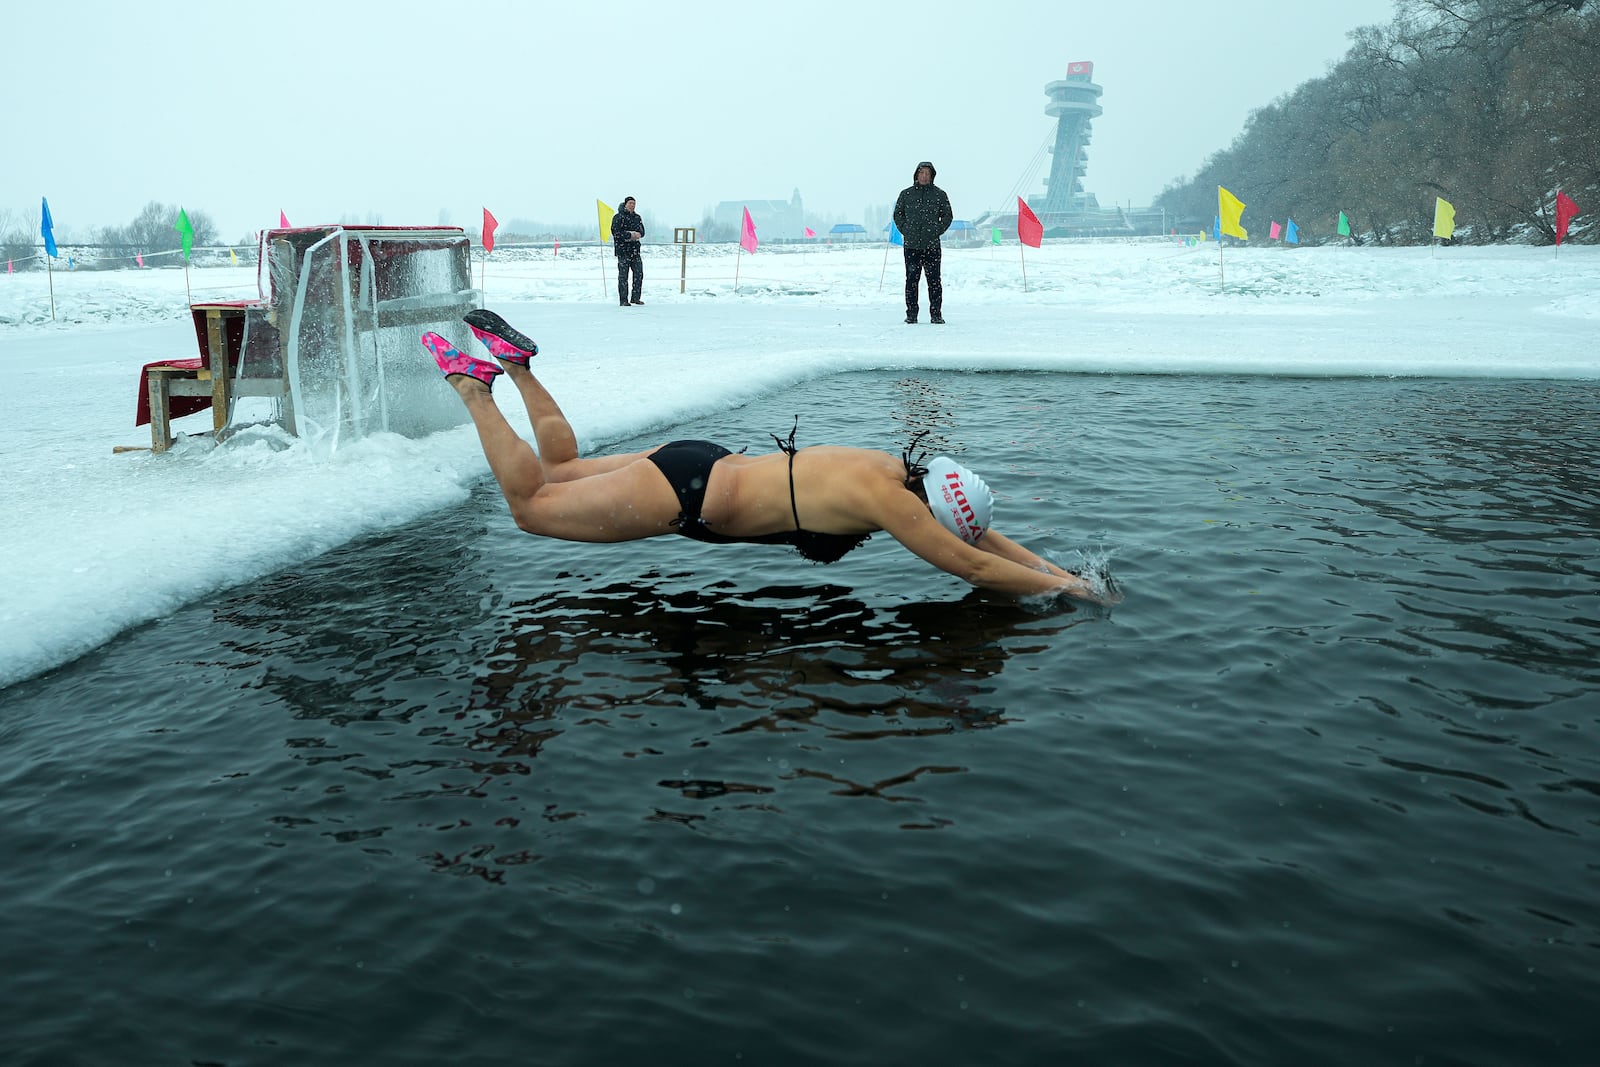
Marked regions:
[676,419,871,564]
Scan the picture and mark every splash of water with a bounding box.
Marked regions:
[1019,545,1121,612]
[1071,545,1121,604]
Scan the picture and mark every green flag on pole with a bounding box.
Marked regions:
[991,227,1002,245]
[174,208,195,260]
[1337,211,1351,237]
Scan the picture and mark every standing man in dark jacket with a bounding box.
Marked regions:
[892,161,953,324]
[611,196,645,306]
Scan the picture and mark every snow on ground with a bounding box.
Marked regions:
[1,239,1595,688]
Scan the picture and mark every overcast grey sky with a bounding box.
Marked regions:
[10,0,1398,239]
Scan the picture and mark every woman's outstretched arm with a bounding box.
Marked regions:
[867,487,1114,602]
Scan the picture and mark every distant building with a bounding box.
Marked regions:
[714,189,805,242]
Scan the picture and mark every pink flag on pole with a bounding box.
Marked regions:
[1269,220,1282,240]
[136,254,144,268]
[482,207,499,253]
[1016,197,1043,248]
[553,240,560,256]
[804,226,815,238]
[740,207,758,253]
[6,260,11,274]
[279,210,290,228]
[1555,190,1580,245]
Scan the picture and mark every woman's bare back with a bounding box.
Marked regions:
[699,446,908,538]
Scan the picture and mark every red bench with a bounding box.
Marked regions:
[137,301,292,452]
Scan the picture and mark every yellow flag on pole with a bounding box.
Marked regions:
[1433,197,1456,240]
[1218,186,1248,240]
[229,248,239,266]
[597,199,615,244]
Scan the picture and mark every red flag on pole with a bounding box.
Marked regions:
[1554,190,1580,246]
[740,207,758,254]
[1017,197,1043,248]
[482,208,499,253]
[279,210,290,228]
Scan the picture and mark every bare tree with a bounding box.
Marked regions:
[1154,0,1596,243]
[1,207,35,267]
[99,201,219,258]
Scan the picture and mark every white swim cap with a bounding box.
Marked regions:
[923,457,992,544]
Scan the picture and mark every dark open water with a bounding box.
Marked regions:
[3,371,1598,1065]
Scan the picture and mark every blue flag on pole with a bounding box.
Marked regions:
[1285,218,1299,245]
[887,220,903,246]
[1212,215,1221,241]
[41,197,58,258]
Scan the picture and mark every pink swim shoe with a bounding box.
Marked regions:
[464,309,538,366]
[421,331,502,387]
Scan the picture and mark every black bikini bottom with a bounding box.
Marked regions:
[646,439,731,522]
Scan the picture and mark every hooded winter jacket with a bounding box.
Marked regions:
[892,161,953,250]
[611,206,644,257]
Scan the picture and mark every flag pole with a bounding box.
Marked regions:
[1019,242,1028,293]
[1219,236,1225,292]
[183,260,193,306]
[879,242,890,291]
[46,255,56,321]
[734,246,742,293]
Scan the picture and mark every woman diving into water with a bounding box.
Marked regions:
[422,310,1115,604]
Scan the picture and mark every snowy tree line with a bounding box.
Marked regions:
[1155,0,1598,244]
[1,201,221,270]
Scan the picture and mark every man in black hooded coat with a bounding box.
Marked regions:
[892,161,953,324]
[611,196,645,306]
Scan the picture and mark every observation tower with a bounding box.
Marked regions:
[1040,60,1103,216]
[973,61,1168,238]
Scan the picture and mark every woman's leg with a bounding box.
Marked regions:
[495,363,648,482]
[436,329,676,540]
[449,374,669,539]
[448,376,550,507]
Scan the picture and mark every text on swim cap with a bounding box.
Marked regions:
[942,472,983,539]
